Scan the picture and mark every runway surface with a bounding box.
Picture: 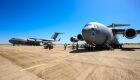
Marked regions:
[0,45,140,80]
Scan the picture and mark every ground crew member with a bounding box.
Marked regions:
[87,44,90,51]
[64,43,67,50]
[13,44,15,46]
[76,43,79,50]
[72,43,75,49]
[48,42,52,50]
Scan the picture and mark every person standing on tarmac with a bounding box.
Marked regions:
[72,43,75,49]
[64,43,67,50]
[48,42,52,50]
[87,44,91,51]
[76,43,79,50]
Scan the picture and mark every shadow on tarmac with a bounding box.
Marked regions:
[70,48,110,53]
[70,47,140,53]
[121,47,140,51]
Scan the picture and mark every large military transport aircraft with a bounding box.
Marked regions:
[9,32,62,46]
[70,22,140,50]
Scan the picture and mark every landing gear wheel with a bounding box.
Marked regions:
[120,45,122,49]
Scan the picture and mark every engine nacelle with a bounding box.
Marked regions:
[124,28,137,39]
[77,34,84,40]
[70,37,78,42]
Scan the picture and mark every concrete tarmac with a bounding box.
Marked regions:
[0,45,140,80]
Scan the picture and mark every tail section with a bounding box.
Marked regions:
[58,38,61,41]
[51,32,63,41]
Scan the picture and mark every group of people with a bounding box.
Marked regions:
[84,44,94,51]
[64,43,79,50]
[46,43,94,51]
[44,42,79,50]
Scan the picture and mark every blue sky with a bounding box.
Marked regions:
[0,0,140,44]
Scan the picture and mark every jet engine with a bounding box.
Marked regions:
[70,37,78,42]
[124,28,137,39]
[77,34,84,40]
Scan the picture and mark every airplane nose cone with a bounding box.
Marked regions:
[82,27,97,43]
[9,40,12,43]
[9,39,14,43]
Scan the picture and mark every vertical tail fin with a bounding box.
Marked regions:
[51,32,63,41]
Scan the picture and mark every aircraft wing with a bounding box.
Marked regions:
[137,30,140,34]
[112,29,125,34]
[108,23,130,27]
[112,29,140,34]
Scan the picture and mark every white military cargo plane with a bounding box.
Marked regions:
[9,32,62,46]
[70,22,140,50]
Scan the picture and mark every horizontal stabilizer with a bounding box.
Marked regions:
[51,32,64,41]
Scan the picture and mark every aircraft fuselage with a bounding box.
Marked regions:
[82,22,113,45]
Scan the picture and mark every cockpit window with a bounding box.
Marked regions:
[94,24,99,28]
[84,24,92,27]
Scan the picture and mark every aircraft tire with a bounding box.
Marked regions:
[44,46,48,49]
